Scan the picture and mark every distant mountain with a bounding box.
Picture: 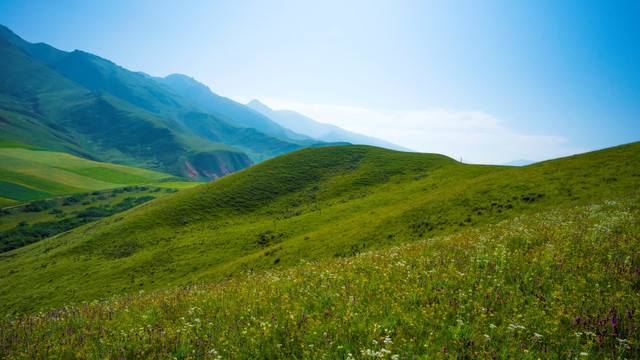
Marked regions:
[0,24,67,64]
[247,99,412,152]
[155,74,311,141]
[0,25,340,170]
[0,31,251,181]
[502,159,536,166]
[42,50,322,162]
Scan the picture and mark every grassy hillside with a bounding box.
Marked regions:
[0,185,183,253]
[0,143,638,316]
[0,196,638,358]
[0,143,176,207]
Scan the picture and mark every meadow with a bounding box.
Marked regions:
[0,143,177,207]
[1,196,638,359]
[0,185,191,253]
[1,144,639,317]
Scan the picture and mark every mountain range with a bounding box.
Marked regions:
[0,25,364,180]
[247,99,412,151]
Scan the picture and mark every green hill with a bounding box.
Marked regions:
[0,143,638,315]
[0,142,177,207]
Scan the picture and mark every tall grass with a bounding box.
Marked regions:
[2,197,638,359]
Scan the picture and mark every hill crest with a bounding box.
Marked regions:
[0,142,638,314]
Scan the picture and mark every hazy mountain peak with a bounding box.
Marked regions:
[502,159,536,166]
[247,99,412,152]
[246,99,274,114]
[155,75,312,141]
[163,73,211,91]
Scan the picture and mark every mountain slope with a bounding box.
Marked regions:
[0,142,638,315]
[0,25,336,165]
[0,35,252,180]
[247,99,412,151]
[0,142,176,207]
[156,73,311,141]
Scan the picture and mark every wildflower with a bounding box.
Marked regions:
[489,324,497,329]
[580,352,588,356]
[534,333,543,339]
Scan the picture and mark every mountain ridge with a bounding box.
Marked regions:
[0,34,253,180]
[0,24,345,176]
[247,99,412,151]
[155,73,312,142]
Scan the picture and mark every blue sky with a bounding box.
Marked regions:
[1,0,638,163]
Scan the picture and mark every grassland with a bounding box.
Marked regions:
[0,196,638,358]
[154,182,204,189]
[0,143,638,317]
[0,143,178,207]
[0,185,189,253]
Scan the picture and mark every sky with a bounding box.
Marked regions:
[1,0,639,164]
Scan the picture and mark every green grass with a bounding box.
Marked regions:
[0,140,41,149]
[154,181,205,189]
[0,180,51,201]
[0,143,638,317]
[61,167,161,184]
[0,185,185,253]
[0,147,177,203]
[0,196,638,358]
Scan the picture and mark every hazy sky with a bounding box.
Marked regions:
[1,0,638,164]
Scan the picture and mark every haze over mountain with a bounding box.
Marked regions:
[247,99,411,151]
[154,73,311,142]
[0,25,345,177]
[502,159,537,167]
[0,32,251,181]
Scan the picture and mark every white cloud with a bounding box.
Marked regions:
[259,98,587,164]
